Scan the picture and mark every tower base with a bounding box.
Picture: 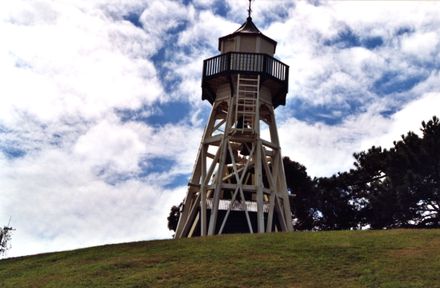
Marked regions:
[185,206,283,237]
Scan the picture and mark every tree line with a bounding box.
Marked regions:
[285,116,440,230]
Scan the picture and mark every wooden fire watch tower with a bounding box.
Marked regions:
[175,2,293,238]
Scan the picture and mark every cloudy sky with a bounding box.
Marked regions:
[1,0,440,258]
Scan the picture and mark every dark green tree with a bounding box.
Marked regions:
[349,146,399,229]
[283,116,440,230]
[386,116,440,227]
[342,116,440,229]
[167,204,182,232]
[315,173,358,230]
[0,225,14,256]
[283,157,319,230]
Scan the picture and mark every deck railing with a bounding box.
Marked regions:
[203,52,289,82]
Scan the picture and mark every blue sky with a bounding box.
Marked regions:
[1,0,440,257]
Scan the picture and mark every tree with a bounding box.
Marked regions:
[315,173,358,230]
[386,116,440,227]
[349,146,400,229]
[336,116,440,229]
[283,116,440,230]
[167,203,182,232]
[416,116,440,226]
[283,157,319,230]
[0,225,14,256]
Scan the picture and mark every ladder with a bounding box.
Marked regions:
[234,74,260,134]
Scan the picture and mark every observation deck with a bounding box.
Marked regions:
[201,52,289,108]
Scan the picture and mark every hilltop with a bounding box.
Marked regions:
[1,229,440,287]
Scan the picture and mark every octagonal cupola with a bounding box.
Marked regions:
[218,16,277,56]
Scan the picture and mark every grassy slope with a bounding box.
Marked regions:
[1,229,440,288]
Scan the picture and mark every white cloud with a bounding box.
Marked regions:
[178,10,236,49]
[139,0,191,44]
[225,0,295,24]
[193,0,218,8]
[0,0,189,258]
[362,92,440,150]
[0,118,202,257]
[264,0,440,110]
[279,91,440,178]
[279,111,389,177]
[140,123,203,174]
[0,0,163,126]
[0,147,184,256]
[401,32,439,60]
[73,117,147,173]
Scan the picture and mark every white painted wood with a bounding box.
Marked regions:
[175,71,293,237]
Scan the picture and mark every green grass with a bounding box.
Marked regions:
[1,229,440,287]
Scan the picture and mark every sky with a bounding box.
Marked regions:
[1,0,440,258]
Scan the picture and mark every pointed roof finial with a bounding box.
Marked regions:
[248,0,253,19]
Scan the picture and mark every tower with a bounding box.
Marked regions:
[175,6,293,238]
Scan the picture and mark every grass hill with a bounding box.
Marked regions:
[1,229,439,287]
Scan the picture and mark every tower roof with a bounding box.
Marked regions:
[235,16,261,34]
[218,17,277,51]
